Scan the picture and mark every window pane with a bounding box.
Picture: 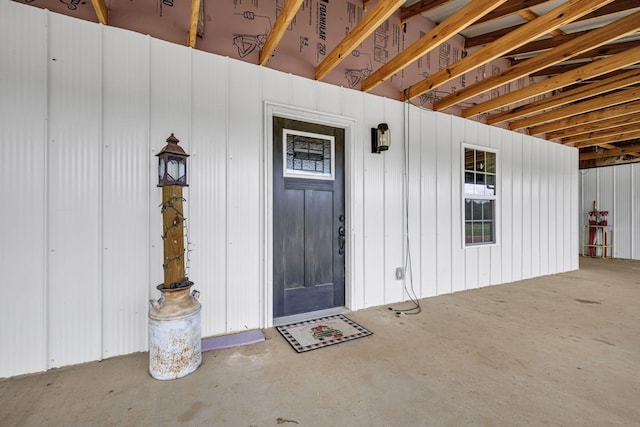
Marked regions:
[485,152,496,173]
[485,174,496,196]
[465,171,474,184]
[465,199,472,220]
[465,149,475,171]
[472,200,483,220]
[475,151,485,171]
[483,200,494,220]
[465,222,473,243]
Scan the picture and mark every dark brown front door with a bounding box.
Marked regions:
[273,117,345,318]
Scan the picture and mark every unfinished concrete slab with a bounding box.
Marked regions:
[1,257,638,426]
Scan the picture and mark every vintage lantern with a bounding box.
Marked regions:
[156,133,189,187]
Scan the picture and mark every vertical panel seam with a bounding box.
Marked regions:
[44,8,51,371]
[98,22,105,361]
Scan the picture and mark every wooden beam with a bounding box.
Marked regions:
[259,0,304,65]
[400,0,454,22]
[579,142,640,160]
[472,44,640,120]
[517,9,565,37]
[562,123,640,145]
[514,39,640,66]
[316,0,405,81]
[464,0,638,49]
[402,0,616,102]
[90,0,108,25]
[547,113,640,139]
[471,0,553,27]
[508,87,640,130]
[435,11,640,111]
[574,128,640,148]
[528,99,640,135]
[507,31,589,58]
[361,0,508,92]
[482,68,640,124]
[188,0,201,48]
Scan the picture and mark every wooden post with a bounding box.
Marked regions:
[162,185,185,288]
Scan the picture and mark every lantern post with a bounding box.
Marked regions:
[148,133,202,380]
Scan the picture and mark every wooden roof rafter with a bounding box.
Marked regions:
[90,0,108,25]
[400,0,454,23]
[402,0,616,102]
[464,0,640,49]
[508,86,640,130]
[361,0,509,93]
[546,110,640,139]
[467,44,640,120]
[259,0,304,65]
[315,0,406,81]
[579,142,640,161]
[528,99,640,135]
[433,10,640,111]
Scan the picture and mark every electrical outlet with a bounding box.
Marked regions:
[395,267,404,280]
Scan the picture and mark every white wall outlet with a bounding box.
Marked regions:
[395,267,404,280]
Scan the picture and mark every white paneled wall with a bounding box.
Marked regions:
[579,164,640,260]
[1,1,578,377]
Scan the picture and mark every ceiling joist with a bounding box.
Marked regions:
[400,0,454,22]
[563,123,640,145]
[579,142,640,160]
[574,128,640,148]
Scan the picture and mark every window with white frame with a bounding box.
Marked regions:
[463,146,497,246]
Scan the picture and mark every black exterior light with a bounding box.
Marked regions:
[371,123,390,153]
[157,133,189,187]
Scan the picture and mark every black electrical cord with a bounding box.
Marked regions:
[389,100,421,317]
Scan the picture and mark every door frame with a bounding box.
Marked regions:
[263,101,357,328]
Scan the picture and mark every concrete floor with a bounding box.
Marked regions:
[1,257,639,426]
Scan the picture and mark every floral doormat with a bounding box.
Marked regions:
[276,314,373,353]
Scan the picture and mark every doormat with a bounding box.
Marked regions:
[201,329,265,352]
[276,314,372,353]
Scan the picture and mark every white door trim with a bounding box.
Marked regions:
[263,101,357,328]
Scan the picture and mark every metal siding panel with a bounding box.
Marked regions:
[521,137,532,279]
[0,1,48,377]
[316,80,342,114]
[477,123,492,288]
[538,141,550,276]
[363,97,386,307]
[613,165,632,259]
[47,13,102,368]
[340,89,366,309]
[101,28,150,358]
[420,111,438,297]
[450,119,464,292]
[633,164,640,260]
[528,137,542,278]
[227,59,262,331]
[190,51,229,337]
[569,147,580,269]
[511,133,524,281]
[435,113,453,294]
[488,126,503,285]
[290,76,317,111]
[500,129,514,283]
[406,105,423,298]
[548,144,561,273]
[383,100,404,304]
[262,66,292,104]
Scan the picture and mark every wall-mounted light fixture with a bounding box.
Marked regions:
[371,123,390,154]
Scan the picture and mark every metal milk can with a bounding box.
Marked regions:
[148,284,202,380]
